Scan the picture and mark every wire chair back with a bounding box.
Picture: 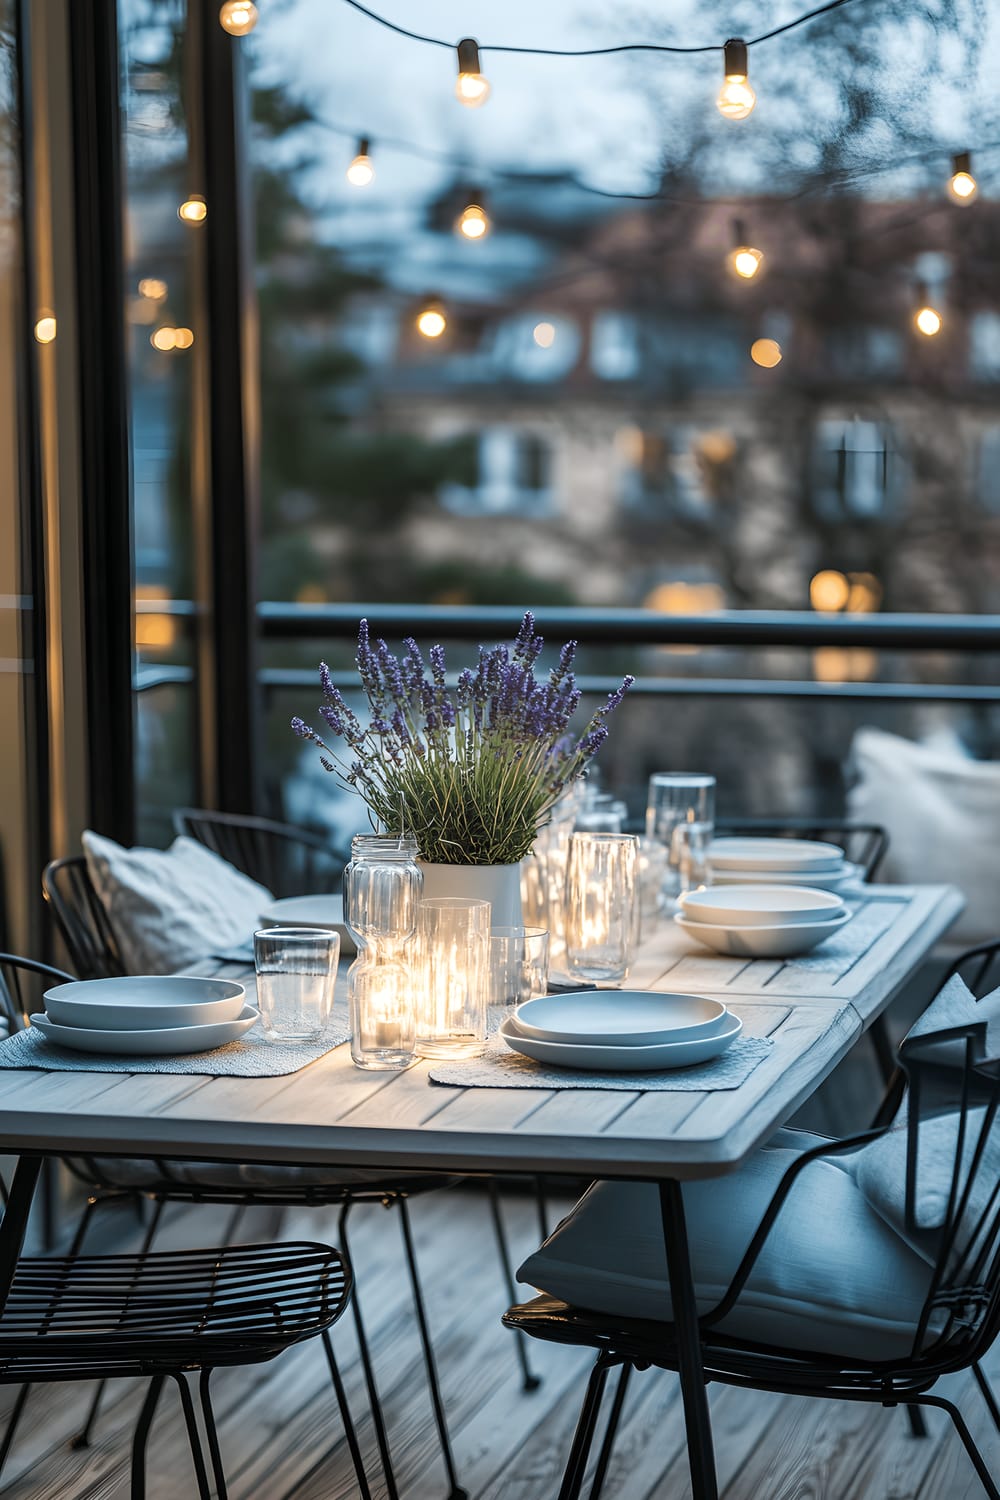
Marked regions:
[714,817,888,881]
[41,857,125,979]
[172,808,348,897]
[0,953,75,1033]
[944,940,1000,1003]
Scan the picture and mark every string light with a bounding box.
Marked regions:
[178,195,207,224]
[151,327,177,351]
[533,321,556,347]
[173,328,195,349]
[416,298,447,338]
[456,194,490,239]
[455,37,490,107]
[717,38,756,120]
[914,305,942,336]
[33,315,57,344]
[219,1,258,34]
[947,150,977,204]
[727,218,763,278]
[137,277,168,300]
[750,337,782,367]
[346,137,375,186]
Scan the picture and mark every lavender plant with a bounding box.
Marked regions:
[292,612,633,866]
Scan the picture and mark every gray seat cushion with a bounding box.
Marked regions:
[73,1157,450,1194]
[518,1130,934,1362]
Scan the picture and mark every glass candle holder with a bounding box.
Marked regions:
[564,832,639,986]
[489,925,549,1025]
[415,897,490,1059]
[253,926,339,1042]
[645,773,716,903]
[344,834,422,1071]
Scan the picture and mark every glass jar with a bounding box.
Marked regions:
[343,835,422,1070]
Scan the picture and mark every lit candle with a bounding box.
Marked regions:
[375,1016,403,1049]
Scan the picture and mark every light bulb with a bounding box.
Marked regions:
[455,38,490,108]
[947,151,977,204]
[178,195,207,224]
[533,321,555,348]
[137,277,168,300]
[151,326,177,351]
[750,337,781,367]
[173,327,195,349]
[416,303,447,338]
[729,245,763,279]
[915,306,942,336]
[717,38,756,120]
[456,201,489,239]
[346,137,374,187]
[219,1,257,35]
[34,315,57,344]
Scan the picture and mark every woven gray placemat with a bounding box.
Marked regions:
[428,1033,772,1091]
[0,1005,350,1077]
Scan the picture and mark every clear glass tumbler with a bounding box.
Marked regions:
[415,897,490,1059]
[344,834,422,1071]
[253,926,339,1042]
[564,832,639,985]
[489,925,550,1024]
[645,773,716,903]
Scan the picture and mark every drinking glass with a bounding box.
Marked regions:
[415,898,490,1059]
[344,834,422,1071]
[673,821,713,898]
[253,926,339,1042]
[489,926,550,1022]
[645,773,716,902]
[564,832,639,985]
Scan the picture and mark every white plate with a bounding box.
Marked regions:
[30,1004,259,1056]
[258,895,355,955]
[513,990,727,1047]
[674,909,851,958]
[709,838,846,873]
[709,863,862,892]
[44,976,246,1031]
[499,1012,742,1072]
[679,885,846,928]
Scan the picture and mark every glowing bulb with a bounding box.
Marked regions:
[456,202,489,239]
[717,38,755,120]
[137,277,168,300]
[33,315,56,344]
[173,327,195,349]
[219,1,257,34]
[347,137,374,187]
[416,304,447,338]
[455,37,490,108]
[947,152,977,204]
[151,326,177,350]
[178,195,207,224]
[729,246,763,279]
[915,306,942,337]
[750,337,782,368]
[533,321,555,348]
[810,569,850,613]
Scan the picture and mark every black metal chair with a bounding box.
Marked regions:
[503,980,1000,1500]
[0,1232,368,1499]
[173,807,349,896]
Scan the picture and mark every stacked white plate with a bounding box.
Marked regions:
[501,990,742,1072]
[708,837,862,892]
[258,895,355,955]
[30,976,257,1056]
[676,882,850,957]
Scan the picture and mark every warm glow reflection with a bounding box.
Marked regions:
[178,196,207,224]
[750,337,782,367]
[645,581,725,614]
[846,571,883,613]
[810,569,850,613]
[813,647,878,683]
[138,277,168,301]
[533,321,556,348]
[135,587,177,650]
[129,297,158,325]
[915,306,942,336]
[33,316,57,344]
[456,203,489,239]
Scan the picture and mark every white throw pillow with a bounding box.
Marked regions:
[847,726,1000,945]
[82,831,273,975]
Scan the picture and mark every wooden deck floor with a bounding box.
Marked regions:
[2,1171,999,1500]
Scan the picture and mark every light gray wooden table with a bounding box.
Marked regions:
[0,882,964,1500]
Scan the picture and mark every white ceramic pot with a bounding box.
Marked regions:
[418,861,523,928]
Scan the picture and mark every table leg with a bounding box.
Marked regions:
[659,1179,718,1500]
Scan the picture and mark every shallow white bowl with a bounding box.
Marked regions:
[513,990,727,1047]
[44,976,246,1031]
[674,909,851,958]
[499,1012,742,1072]
[709,837,846,873]
[679,885,846,928]
[710,863,862,892]
[258,895,355,955]
[30,1004,259,1057]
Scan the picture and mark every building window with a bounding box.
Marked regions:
[970,312,1000,381]
[811,417,900,520]
[976,427,1000,513]
[619,425,720,516]
[439,428,554,516]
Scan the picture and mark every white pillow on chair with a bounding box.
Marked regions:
[82,831,272,975]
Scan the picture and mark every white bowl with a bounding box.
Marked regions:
[513,990,727,1047]
[499,1012,742,1072]
[258,895,355,955]
[710,863,862,892]
[679,885,846,928]
[30,1004,259,1056]
[674,909,851,958]
[709,837,846,873]
[43,976,246,1031]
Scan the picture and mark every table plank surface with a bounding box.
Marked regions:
[0,885,960,1183]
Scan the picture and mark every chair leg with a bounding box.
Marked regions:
[869,1014,895,1087]
[339,1202,400,1500]
[535,1175,550,1241]
[906,1404,928,1437]
[396,1195,468,1500]
[917,1394,1000,1500]
[487,1179,542,1393]
[74,1197,167,1449]
[0,1383,31,1479]
[130,1375,165,1500]
[322,1329,375,1500]
[557,1356,611,1500]
[973,1361,1000,1433]
[174,1373,213,1500]
[588,1362,631,1500]
[199,1370,228,1500]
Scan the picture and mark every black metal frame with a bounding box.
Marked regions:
[173,807,349,894]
